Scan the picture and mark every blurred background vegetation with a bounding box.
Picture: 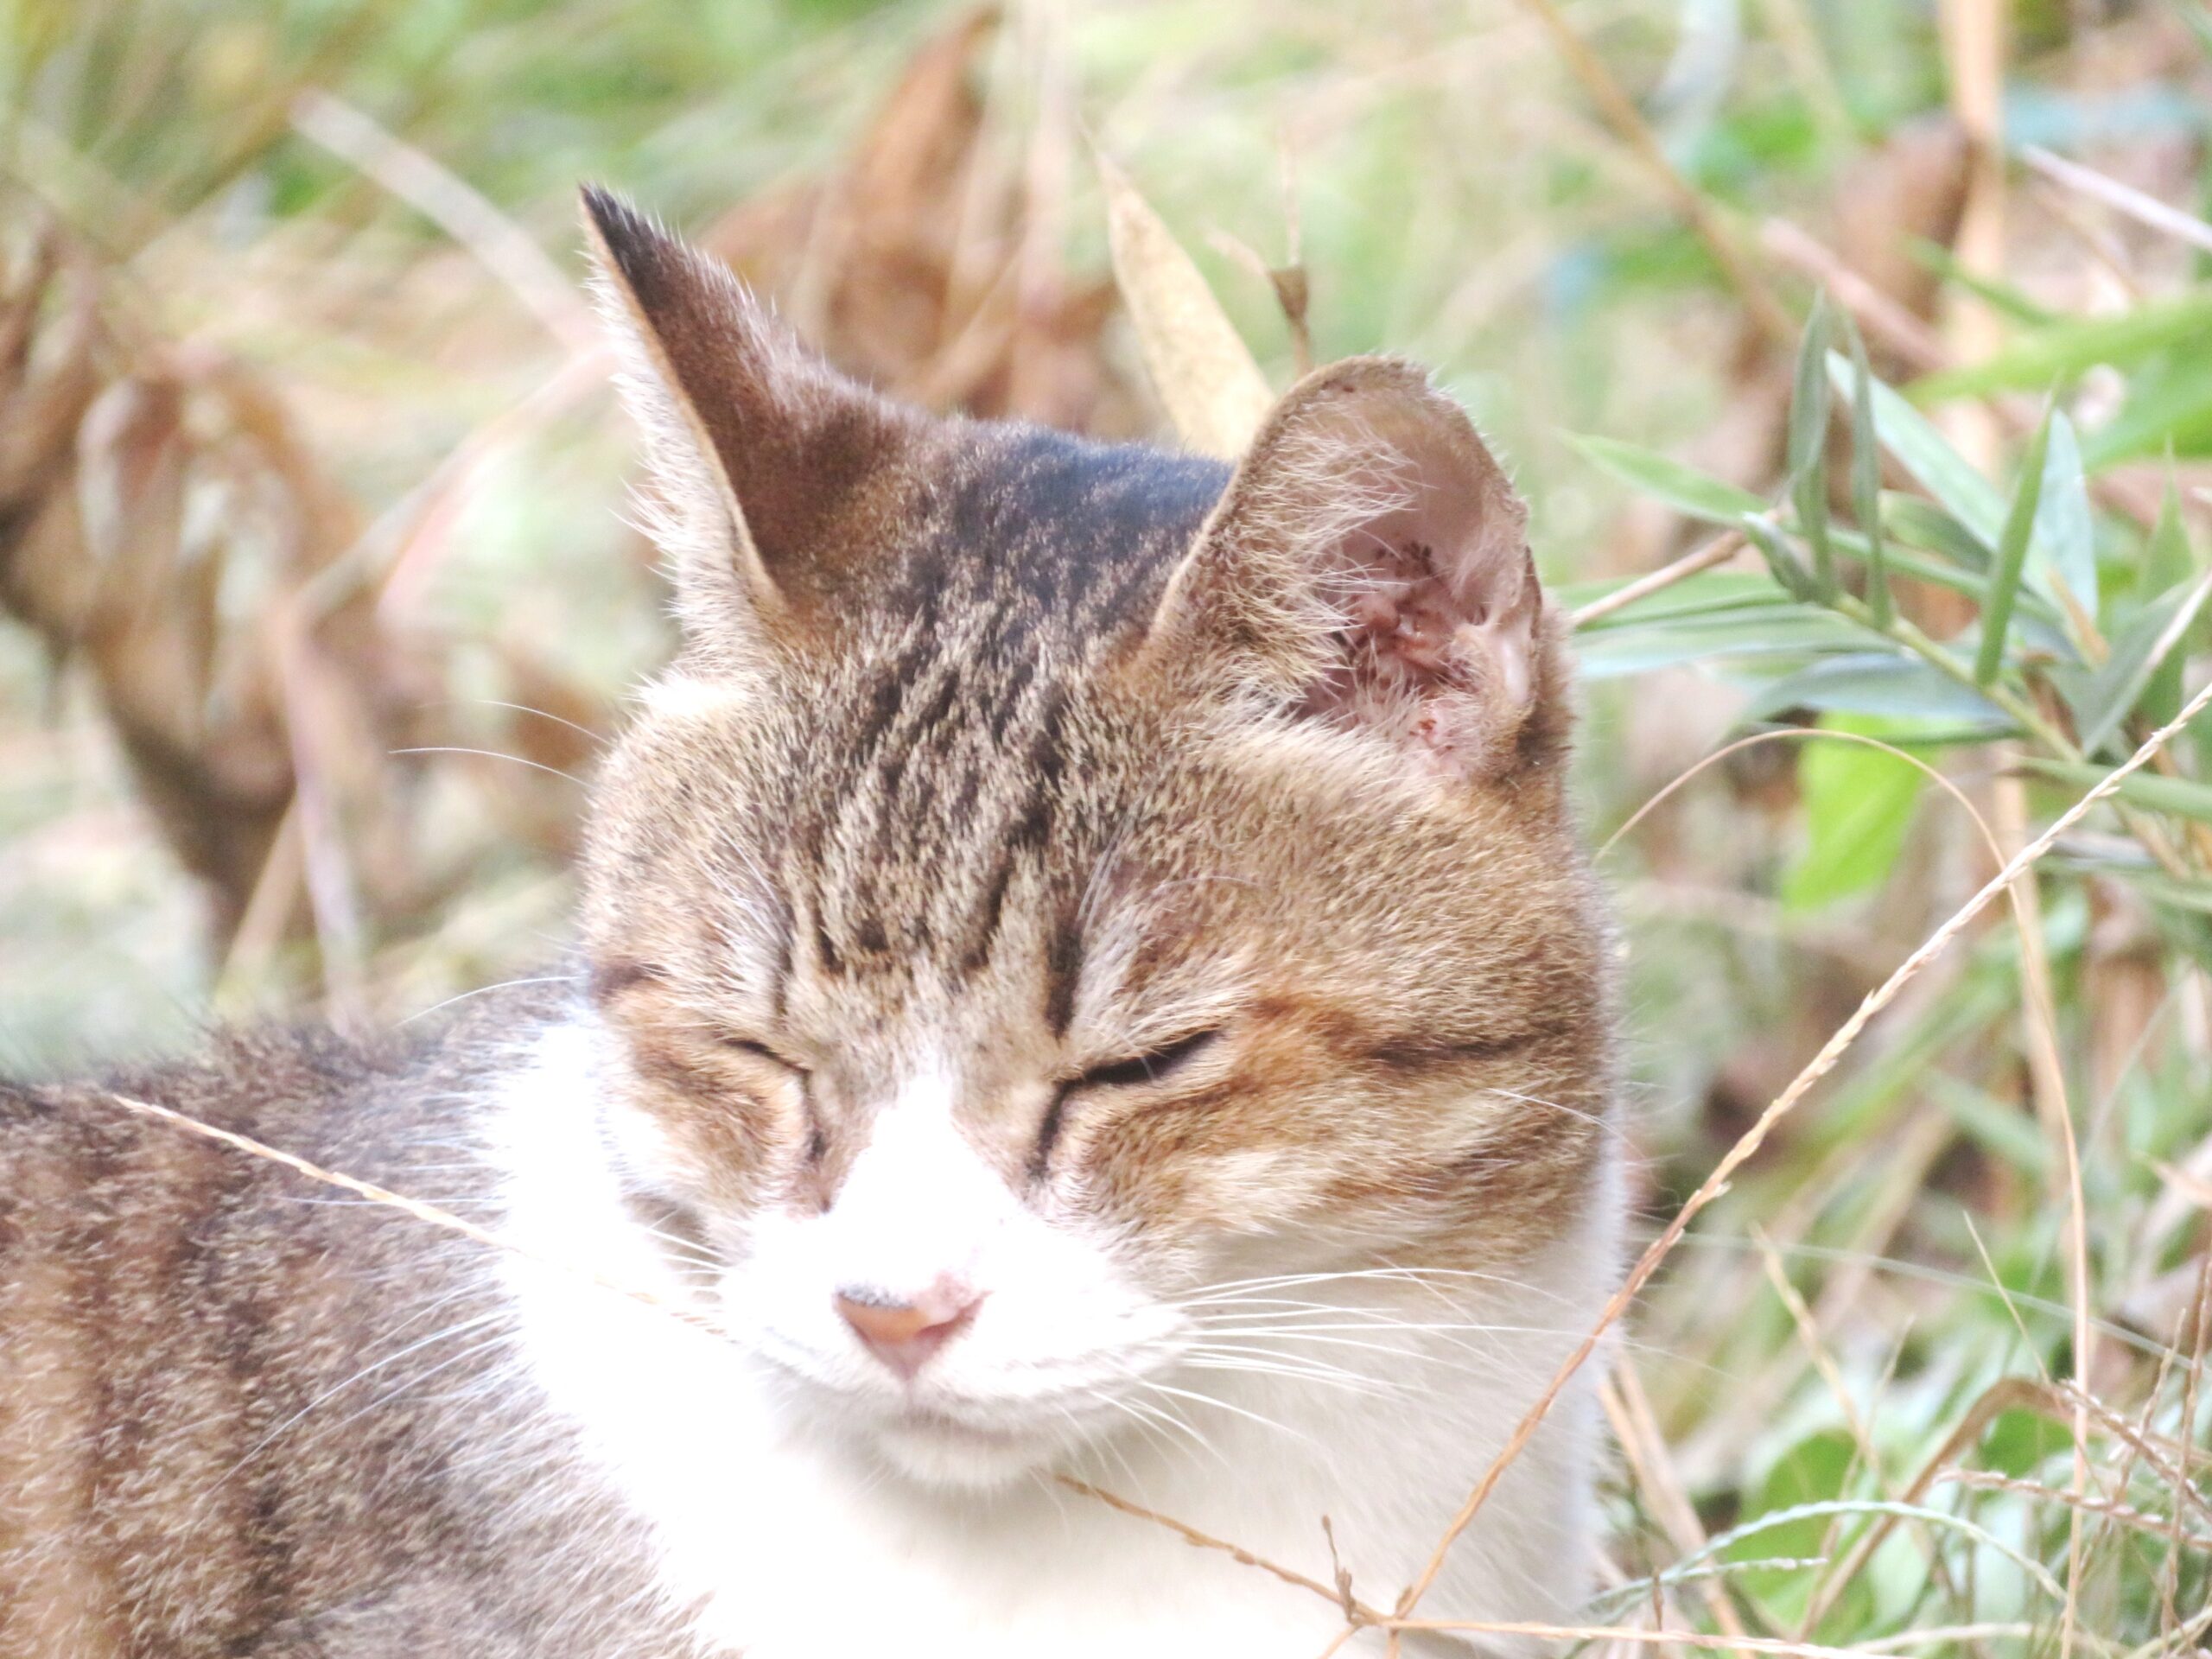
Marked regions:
[3,0,2210,1650]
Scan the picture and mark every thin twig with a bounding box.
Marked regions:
[1758,218,1948,373]
[2022,144,2212,258]
[1570,531,1745,629]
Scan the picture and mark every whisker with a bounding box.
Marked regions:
[401,975,580,1025]
[391,746,584,784]
[1135,1379,1314,1446]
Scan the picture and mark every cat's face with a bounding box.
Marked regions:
[571,190,1611,1489]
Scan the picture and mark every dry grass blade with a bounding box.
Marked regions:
[289,91,594,354]
[1099,152,1274,460]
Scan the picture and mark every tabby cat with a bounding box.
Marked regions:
[0,188,1621,1657]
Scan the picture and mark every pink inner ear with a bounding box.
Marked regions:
[1300,446,1539,778]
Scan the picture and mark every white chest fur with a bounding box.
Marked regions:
[489,1022,1617,1659]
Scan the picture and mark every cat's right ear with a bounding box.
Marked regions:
[1138,357,1563,783]
[581,186,915,652]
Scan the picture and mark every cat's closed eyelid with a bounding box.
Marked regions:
[714,1033,810,1073]
[1066,1027,1224,1092]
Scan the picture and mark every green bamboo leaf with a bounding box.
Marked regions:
[1743,515,1818,603]
[2064,571,2212,753]
[1845,315,1891,627]
[1787,295,1833,480]
[2030,410,2096,618]
[1742,653,2012,727]
[1975,408,2052,685]
[1575,609,1866,678]
[2078,356,2212,471]
[2145,467,2196,594]
[1828,351,2005,544]
[2142,470,2202,725]
[1567,435,1767,524]
[2019,759,2212,824]
[1910,289,2212,402]
[1906,238,2061,327]
[1782,716,1926,911]
[1880,494,1991,571]
[1791,474,1835,600]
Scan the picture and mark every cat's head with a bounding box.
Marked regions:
[572,188,1612,1489]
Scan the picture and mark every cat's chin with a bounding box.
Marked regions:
[864,1408,1074,1491]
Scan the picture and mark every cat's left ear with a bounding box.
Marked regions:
[581,186,918,652]
[1142,357,1561,782]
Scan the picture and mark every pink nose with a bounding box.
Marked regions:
[834,1281,981,1380]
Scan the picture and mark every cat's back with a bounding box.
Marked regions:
[0,995,683,1659]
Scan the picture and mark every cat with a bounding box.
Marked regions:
[0,187,1622,1658]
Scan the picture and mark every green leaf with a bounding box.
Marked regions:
[1566,434,1766,524]
[1744,652,2012,727]
[2019,759,2212,824]
[2029,409,2096,618]
[1725,1430,1862,1626]
[1909,289,2212,402]
[1782,717,1927,911]
[1928,1075,2054,1178]
[1906,237,2060,327]
[2078,354,2212,471]
[1788,294,1833,480]
[1574,608,1866,678]
[1829,351,2006,545]
[1880,493,1992,571]
[1846,315,1891,627]
[2145,468,2197,594]
[1975,407,2052,685]
[1744,515,1818,602]
[2063,572,2212,753]
[2142,472,2202,725]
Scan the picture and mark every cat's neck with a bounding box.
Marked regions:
[489,1015,1616,1659]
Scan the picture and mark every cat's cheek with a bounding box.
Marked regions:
[603,1053,803,1215]
[1065,1107,1332,1248]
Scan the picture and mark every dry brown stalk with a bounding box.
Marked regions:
[1757,219,1948,373]
[1931,1470,2211,1548]
[1600,1365,1754,1652]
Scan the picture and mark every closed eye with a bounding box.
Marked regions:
[1070,1028,1223,1092]
[716,1033,809,1074]
[1032,1027,1226,1182]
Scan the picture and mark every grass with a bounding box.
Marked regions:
[3,0,2211,1652]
